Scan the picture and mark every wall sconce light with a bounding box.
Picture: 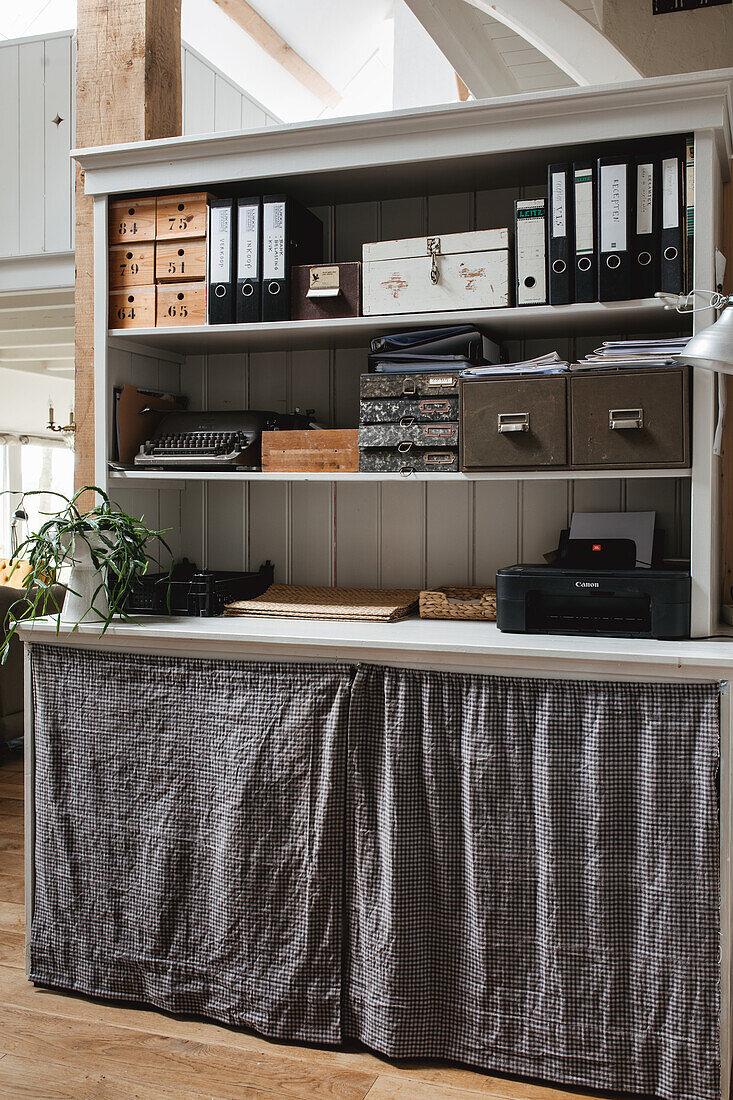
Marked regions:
[48,401,76,435]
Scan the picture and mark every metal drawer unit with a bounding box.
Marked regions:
[460,376,568,471]
[570,366,690,469]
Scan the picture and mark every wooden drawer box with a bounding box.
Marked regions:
[570,366,690,469]
[460,375,567,471]
[156,192,209,240]
[109,244,155,288]
[155,238,206,282]
[262,429,359,472]
[109,286,156,329]
[156,281,206,327]
[109,198,156,243]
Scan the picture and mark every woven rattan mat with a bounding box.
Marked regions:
[225,584,420,622]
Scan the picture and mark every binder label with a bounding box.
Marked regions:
[551,172,566,238]
[264,201,286,280]
[636,163,654,235]
[209,206,231,281]
[600,164,626,252]
[238,203,259,279]
[662,158,680,230]
[574,170,593,253]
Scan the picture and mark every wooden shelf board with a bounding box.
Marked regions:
[108,467,692,484]
[107,299,688,353]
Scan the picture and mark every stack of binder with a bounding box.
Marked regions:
[207,195,323,325]
[514,137,693,308]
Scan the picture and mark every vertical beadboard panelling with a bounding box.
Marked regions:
[240,96,269,129]
[249,350,287,412]
[290,350,331,425]
[310,206,334,262]
[520,481,571,561]
[205,353,248,569]
[473,482,520,583]
[476,188,518,232]
[427,193,473,234]
[571,478,624,515]
[426,482,472,587]
[0,44,20,255]
[249,482,288,580]
[247,351,288,578]
[290,483,334,586]
[379,197,427,240]
[180,354,207,572]
[333,347,365,428]
[625,478,681,562]
[157,489,183,565]
[335,484,380,587]
[380,482,427,589]
[183,50,215,136]
[334,202,379,264]
[213,75,243,132]
[44,35,72,252]
[18,41,45,255]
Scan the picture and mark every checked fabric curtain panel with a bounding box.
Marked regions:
[30,647,720,1100]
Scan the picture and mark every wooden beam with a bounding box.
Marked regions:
[75,0,182,492]
[465,0,641,85]
[212,0,341,109]
[403,0,520,99]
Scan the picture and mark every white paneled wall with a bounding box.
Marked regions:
[112,187,691,588]
[182,44,280,136]
[0,33,279,266]
[0,32,74,259]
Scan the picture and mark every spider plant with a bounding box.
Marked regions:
[0,486,172,664]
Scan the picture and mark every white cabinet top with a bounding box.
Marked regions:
[73,69,733,199]
[19,615,733,683]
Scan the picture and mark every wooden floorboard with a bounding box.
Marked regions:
[0,761,629,1100]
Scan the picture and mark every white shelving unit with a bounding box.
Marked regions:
[108,297,676,352]
[74,68,733,639]
[108,467,693,483]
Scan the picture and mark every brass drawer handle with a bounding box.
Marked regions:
[609,408,644,430]
[498,412,530,433]
[400,416,416,427]
[398,441,413,453]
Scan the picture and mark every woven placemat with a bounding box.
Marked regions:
[225,584,420,622]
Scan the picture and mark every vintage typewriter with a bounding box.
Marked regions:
[134,410,310,471]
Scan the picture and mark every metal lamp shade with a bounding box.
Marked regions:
[676,306,733,374]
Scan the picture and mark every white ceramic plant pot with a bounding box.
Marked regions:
[60,533,110,627]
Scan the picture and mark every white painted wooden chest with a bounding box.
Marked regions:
[362,229,511,315]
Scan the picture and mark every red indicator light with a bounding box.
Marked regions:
[592,544,601,551]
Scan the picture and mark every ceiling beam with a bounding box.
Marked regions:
[465,0,641,86]
[0,332,74,350]
[403,0,519,98]
[212,0,341,109]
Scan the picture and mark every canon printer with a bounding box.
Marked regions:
[496,519,690,639]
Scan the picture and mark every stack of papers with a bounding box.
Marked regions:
[572,337,690,372]
[461,352,569,379]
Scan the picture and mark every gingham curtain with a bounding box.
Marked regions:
[30,647,720,1099]
[345,665,720,1100]
[30,645,351,1043]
